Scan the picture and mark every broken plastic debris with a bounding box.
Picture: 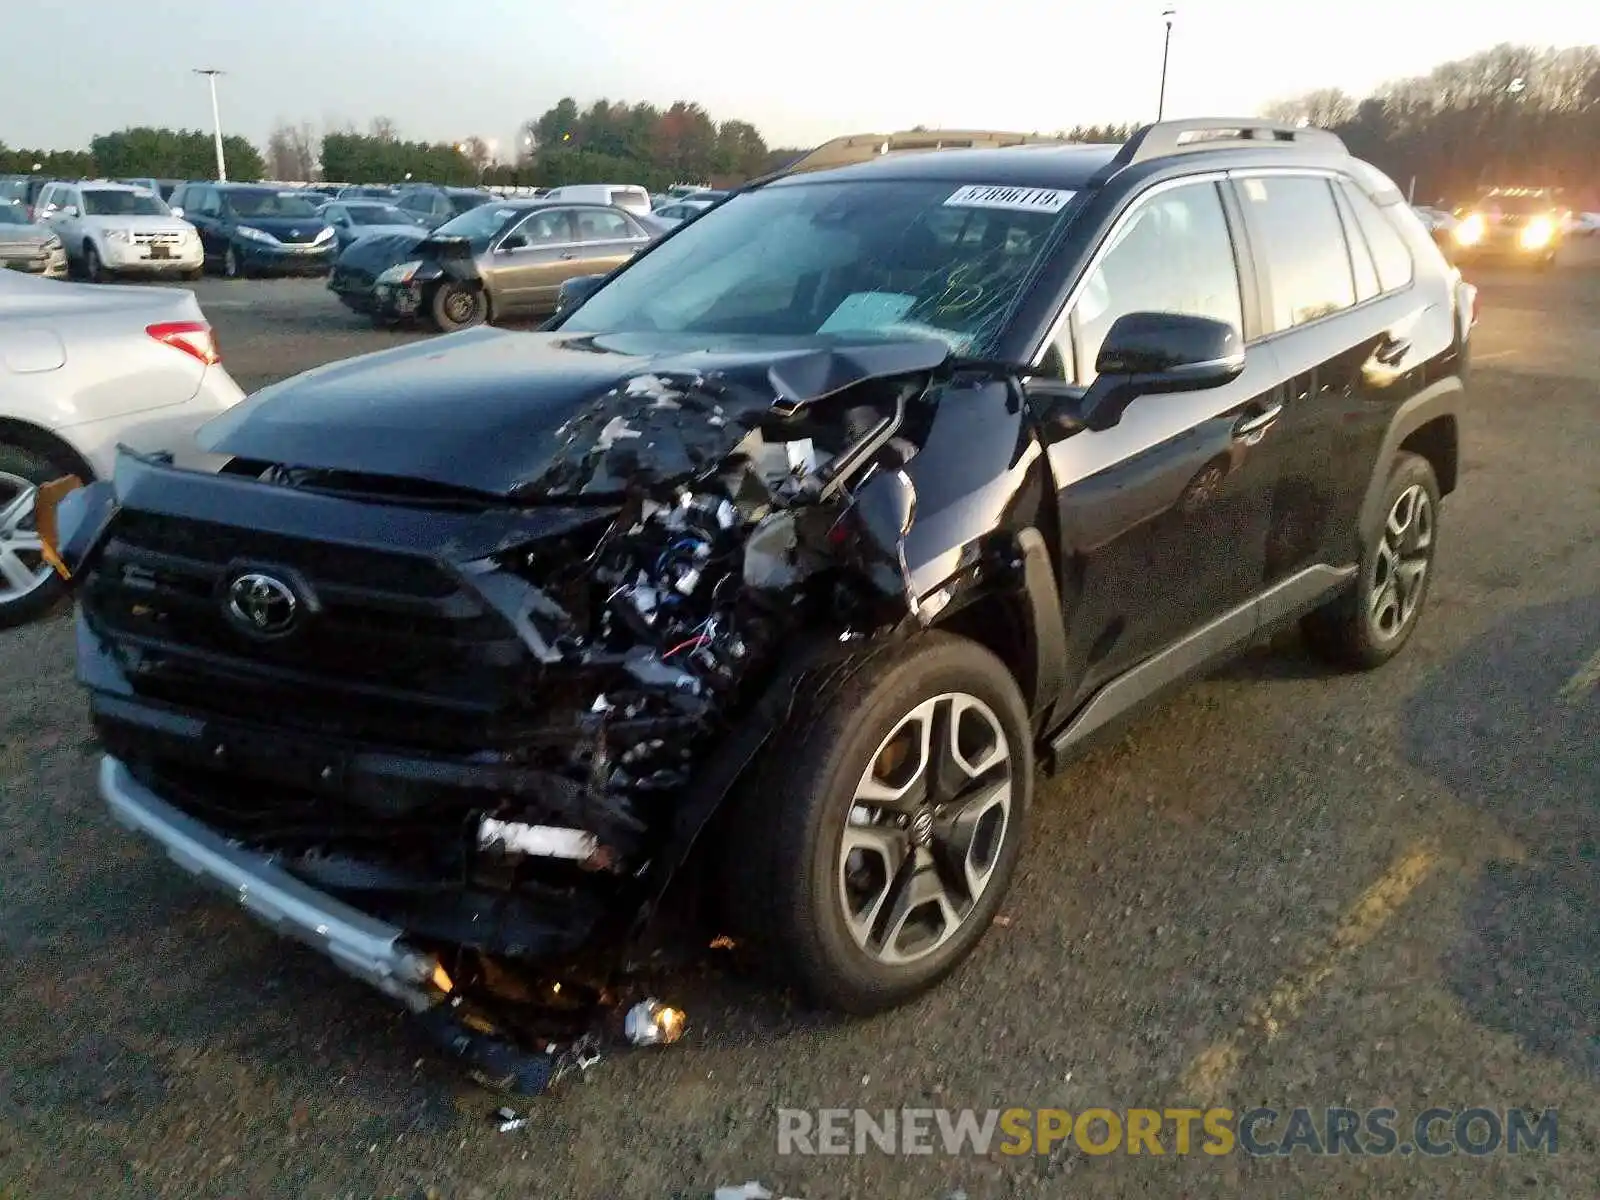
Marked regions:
[495,1106,529,1133]
[624,999,687,1047]
[477,818,599,862]
[594,416,642,451]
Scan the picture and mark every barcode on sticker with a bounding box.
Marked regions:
[944,185,1074,213]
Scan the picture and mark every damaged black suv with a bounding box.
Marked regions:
[55,120,1470,1025]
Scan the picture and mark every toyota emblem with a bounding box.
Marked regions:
[226,572,298,636]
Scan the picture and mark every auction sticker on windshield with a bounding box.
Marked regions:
[944,185,1075,213]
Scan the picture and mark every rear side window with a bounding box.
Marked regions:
[1340,182,1414,293]
[575,209,633,241]
[1236,175,1356,333]
[1332,187,1381,303]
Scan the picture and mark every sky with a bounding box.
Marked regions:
[3,0,1597,156]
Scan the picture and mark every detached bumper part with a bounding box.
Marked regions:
[97,754,445,1012]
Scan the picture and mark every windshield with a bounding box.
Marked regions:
[83,189,170,217]
[561,179,1074,353]
[448,192,493,215]
[432,203,521,250]
[348,203,414,226]
[225,190,323,218]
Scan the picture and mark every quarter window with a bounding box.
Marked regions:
[1057,181,1244,384]
[1332,187,1381,303]
[1340,182,1414,293]
[1237,175,1356,332]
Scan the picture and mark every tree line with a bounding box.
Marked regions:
[1263,43,1600,206]
[4,44,1595,201]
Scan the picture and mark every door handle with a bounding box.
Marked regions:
[559,251,577,260]
[1374,335,1411,366]
[1234,402,1283,437]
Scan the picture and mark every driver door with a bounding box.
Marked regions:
[1035,178,1284,696]
[486,207,578,315]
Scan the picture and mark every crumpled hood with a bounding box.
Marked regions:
[197,327,951,499]
[335,230,428,275]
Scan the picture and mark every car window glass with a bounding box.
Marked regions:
[1341,182,1414,293]
[575,210,631,241]
[513,209,570,244]
[1332,187,1381,303]
[1059,181,1243,384]
[1237,175,1357,333]
[199,189,221,216]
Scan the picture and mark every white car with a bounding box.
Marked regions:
[35,181,204,282]
[650,198,715,229]
[0,269,244,625]
[538,184,654,218]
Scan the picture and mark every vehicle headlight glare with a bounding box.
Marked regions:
[1453,214,1485,247]
[237,226,279,244]
[1519,218,1553,250]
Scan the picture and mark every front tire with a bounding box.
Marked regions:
[722,633,1032,1013]
[429,281,488,332]
[223,246,243,279]
[0,444,74,628]
[1301,451,1441,670]
[83,242,108,283]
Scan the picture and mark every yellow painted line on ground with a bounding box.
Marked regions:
[1557,645,1600,705]
[1180,838,1442,1103]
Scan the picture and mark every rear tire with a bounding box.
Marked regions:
[1301,451,1440,670]
[0,443,74,629]
[721,632,1032,1014]
[429,281,488,332]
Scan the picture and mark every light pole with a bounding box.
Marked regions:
[193,68,227,181]
[1157,8,1176,121]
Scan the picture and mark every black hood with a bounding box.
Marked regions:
[335,230,428,274]
[197,328,951,500]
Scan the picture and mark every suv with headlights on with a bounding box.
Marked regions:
[35,181,203,281]
[50,119,1469,1057]
[1447,187,1566,268]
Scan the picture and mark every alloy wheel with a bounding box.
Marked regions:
[0,472,52,607]
[1369,483,1433,641]
[838,692,1014,966]
[442,287,477,325]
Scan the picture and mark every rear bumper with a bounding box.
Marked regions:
[98,754,445,1011]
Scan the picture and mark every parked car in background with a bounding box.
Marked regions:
[319,200,429,251]
[169,183,337,278]
[0,204,68,278]
[336,184,400,201]
[539,183,653,217]
[394,185,497,228]
[35,181,203,282]
[0,268,244,625]
[1,176,59,221]
[1449,187,1566,268]
[329,199,659,330]
[650,198,714,228]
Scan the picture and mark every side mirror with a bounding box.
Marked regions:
[555,273,605,316]
[169,206,184,218]
[499,232,529,252]
[1026,312,1243,435]
[61,205,79,218]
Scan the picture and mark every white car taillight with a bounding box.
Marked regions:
[146,320,220,366]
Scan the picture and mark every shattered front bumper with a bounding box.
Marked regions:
[98,754,446,1012]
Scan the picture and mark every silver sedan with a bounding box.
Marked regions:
[0,270,246,625]
[0,203,67,278]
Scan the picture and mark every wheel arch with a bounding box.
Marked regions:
[0,416,97,482]
[1357,375,1462,548]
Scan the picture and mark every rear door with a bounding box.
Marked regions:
[1227,171,1429,580]
[1034,176,1284,694]
[569,207,649,278]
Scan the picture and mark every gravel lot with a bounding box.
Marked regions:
[2,249,1597,1199]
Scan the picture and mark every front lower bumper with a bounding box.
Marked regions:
[98,753,445,1012]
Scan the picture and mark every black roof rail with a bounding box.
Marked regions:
[1103,118,1347,176]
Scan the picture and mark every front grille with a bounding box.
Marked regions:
[82,512,540,750]
[133,231,184,246]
